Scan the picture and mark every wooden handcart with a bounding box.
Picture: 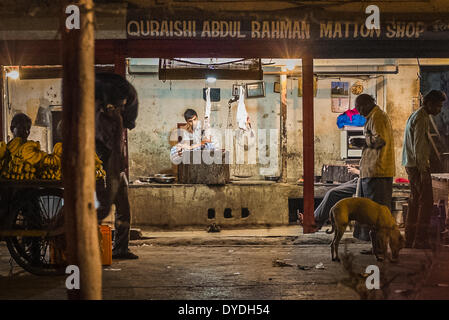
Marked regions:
[0,179,66,276]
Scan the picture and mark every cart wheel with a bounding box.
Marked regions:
[6,188,66,276]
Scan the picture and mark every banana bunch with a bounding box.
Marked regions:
[1,139,106,181]
[18,141,44,166]
[50,142,106,180]
[2,155,38,180]
[2,140,44,180]
[0,141,6,160]
[53,142,62,158]
[2,140,45,180]
[39,154,61,180]
[95,152,106,180]
[6,137,23,155]
[1,137,26,180]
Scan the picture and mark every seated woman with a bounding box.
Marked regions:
[298,165,359,232]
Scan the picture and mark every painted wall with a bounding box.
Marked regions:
[0,60,423,183]
[312,74,377,177]
[127,66,379,182]
[385,64,420,179]
[5,78,62,152]
[127,73,285,180]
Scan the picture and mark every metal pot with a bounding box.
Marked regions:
[154,173,173,178]
[264,175,280,181]
[154,175,176,183]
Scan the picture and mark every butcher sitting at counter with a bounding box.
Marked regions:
[170,108,216,163]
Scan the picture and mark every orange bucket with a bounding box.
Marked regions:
[99,225,112,266]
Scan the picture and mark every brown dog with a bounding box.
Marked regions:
[327,197,405,262]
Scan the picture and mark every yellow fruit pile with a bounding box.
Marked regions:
[2,139,44,180]
[39,153,61,180]
[95,153,106,180]
[0,139,106,181]
[12,141,43,180]
[36,142,61,180]
[1,137,27,180]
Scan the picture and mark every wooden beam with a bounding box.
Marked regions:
[2,39,449,66]
[302,56,315,234]
[0,228,65,237]
[62,0,102,300]
[18,65,115,80]
[280,66,287,182]
[0,40,117,66]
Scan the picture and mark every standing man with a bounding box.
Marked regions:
[95,73,139,260]
[402,90,447,249]
[350,94,395,254]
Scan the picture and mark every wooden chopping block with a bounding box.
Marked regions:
[178,150,230,184]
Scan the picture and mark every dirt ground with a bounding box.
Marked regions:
[0,226,448,300]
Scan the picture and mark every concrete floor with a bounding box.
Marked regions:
[0,226,448,300]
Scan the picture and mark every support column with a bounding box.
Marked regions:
[62,0,102,300]
[302,56,315,233]
[280,66,288,182]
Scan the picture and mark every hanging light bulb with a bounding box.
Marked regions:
[285,60,296,71]
[6,69,19,80]
[206,76,216,84]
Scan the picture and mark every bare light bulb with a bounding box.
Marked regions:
[285,60,296,71]
[6,70,19,79]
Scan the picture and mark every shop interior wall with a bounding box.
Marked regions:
[0,60,424,183]
[312,72,377,178]
[126,65,380,182]
[126,73,283,180]
[385,64,420,180]
[4,78,61,153]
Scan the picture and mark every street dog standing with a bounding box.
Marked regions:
[327,197,404,262]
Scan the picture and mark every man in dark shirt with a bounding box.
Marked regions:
[95,73,139,260]
[402,89,447,248]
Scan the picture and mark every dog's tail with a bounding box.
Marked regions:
[326,208,335,234]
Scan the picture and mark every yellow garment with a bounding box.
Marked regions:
[360,105,395,178]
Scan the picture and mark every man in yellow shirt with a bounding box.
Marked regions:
[402,90,447,249]
[350,94,395,254]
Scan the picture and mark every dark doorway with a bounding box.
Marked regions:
[207,208,215,219]
[224,208,233,218]
[288,198,323,224]
[241,208,250,218]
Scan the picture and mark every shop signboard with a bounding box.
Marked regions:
[126,9,449,41]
